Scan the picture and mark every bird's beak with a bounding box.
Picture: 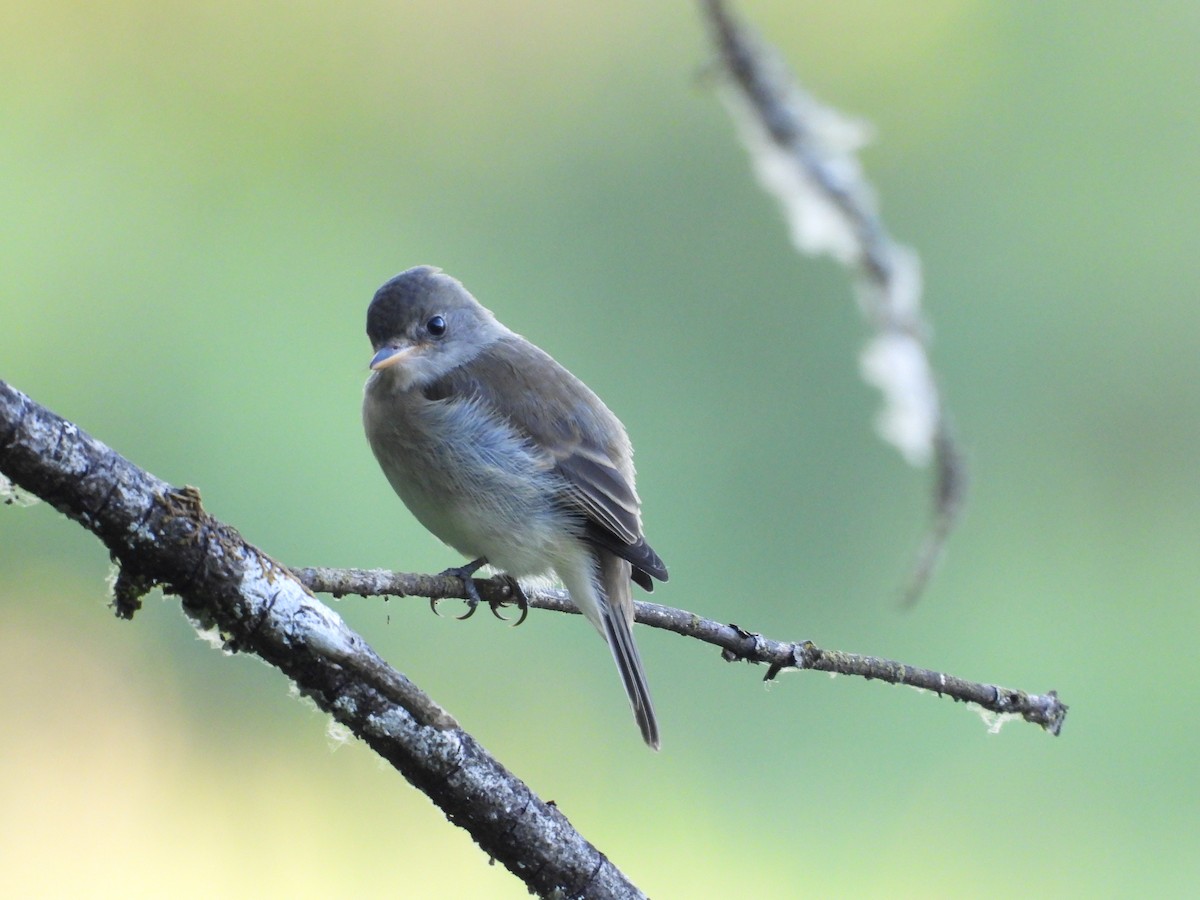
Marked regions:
[369,344,416,371]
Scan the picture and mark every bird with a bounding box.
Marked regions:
[361,265,667,748]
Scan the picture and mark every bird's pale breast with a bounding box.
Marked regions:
[363,377,579,577]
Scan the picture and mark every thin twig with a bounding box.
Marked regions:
[295,566,1067,735]
[698,0,969,605]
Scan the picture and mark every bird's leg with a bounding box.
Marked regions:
[431,558,488,619]
[489,575,530,627]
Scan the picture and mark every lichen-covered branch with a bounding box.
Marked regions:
[698,0,968,605]
[295,566,1067,736]
[0,379,644,900]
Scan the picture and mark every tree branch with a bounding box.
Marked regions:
[293,567,1066,735]
[0,379,646,900]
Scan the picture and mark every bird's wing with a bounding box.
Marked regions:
[424,335,667,587]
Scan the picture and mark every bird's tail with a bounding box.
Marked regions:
[596,551,660,750]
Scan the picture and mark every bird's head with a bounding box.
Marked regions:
[366,266,503,390]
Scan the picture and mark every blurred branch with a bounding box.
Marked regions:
[698,0,968,605]
[295,567,1066,736]
[0,380,645,900]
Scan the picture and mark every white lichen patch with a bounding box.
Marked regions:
[860,331,938,467]
[325,720,353,751]
[977,708,1019,735]
[192,621,229,652]
[0,473,40,507]
[720,82,872,267]
[105,562,121,599]
[127,519,158,543]
[237,558,358,662]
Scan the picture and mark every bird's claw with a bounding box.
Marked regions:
[490,575,529,627]
[431,559,487,619]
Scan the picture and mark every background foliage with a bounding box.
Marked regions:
[2,2,1196,896]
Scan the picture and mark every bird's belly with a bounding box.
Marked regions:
[366,394,576,577]
[397,470,570,577]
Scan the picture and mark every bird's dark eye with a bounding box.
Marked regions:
[426,315,447,337]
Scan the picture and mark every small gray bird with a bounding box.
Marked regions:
[362,266,667,748]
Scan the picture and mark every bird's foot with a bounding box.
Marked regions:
[431,558,488,619]
[429,560,529,625]
[489,574,530,627]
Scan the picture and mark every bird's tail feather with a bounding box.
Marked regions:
[597,553,660,750]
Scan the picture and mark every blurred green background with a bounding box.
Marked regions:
[2,1,1197,896]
